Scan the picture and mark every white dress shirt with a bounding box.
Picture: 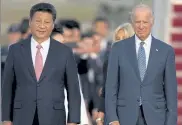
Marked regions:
[64,75,89,125]
[31,37,50,67]
[135,34,152,67]
[100,39,108,51]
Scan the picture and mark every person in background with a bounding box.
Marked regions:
[55,22,90,97]
[77,31,103,124]
[105,4,177,125]
[92,17,109,42]
[51,26,90,125]
[7,23,22,45]
[19,18,31,39]
[113,23,135,42]
[92,18,111,89]
[60,19,82,48]
[92,17,111,60]
[1,23,21,74]
[59,19,74,43]
[96,23,134,125]
[70,19,81,43]
[51,24,64,43]
[64,75,90,125]
[56,20,89,78]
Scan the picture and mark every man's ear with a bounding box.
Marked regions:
[29,18,31,27]
[52,23,54,30]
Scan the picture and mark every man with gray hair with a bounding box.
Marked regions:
[105,4,177,125]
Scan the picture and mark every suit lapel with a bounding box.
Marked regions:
[38,38,55,83]
[126,36,159,84]
[20,37,37,82]
[142,37,158,84]
[126,36,141,82]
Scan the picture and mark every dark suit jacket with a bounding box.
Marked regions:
[64,42,89,100]
[105,36,177,125]
[87,42,112,109]
[1,46,9,74]
[87,57,103,109]
[98,54,109,113]
[2,37,81,125]
[98,42,112,112]
[64,42,78,49]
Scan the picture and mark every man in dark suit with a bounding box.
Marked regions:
[2,3,81,125]
[105,4,177,125]
[1,23,21,74]
[1,46,8,75]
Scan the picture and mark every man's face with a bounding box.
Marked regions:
[93,34,102,45]
[83,37,94,46]
[29,12,54,41]
[63,27,73,42]
[8,32,21,44]
[92,34,101,52]
[94,21,109,38]
[72,28,81,42]
[132,8,153,41]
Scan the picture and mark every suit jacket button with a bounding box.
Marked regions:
[37,84,40,87]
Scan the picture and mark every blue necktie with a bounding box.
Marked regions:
[138,42,146,105]
[138,42,146,81]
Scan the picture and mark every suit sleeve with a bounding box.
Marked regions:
[65,49,81,124]
[105,43,119,123]
[2,45,15,121]
[98,56,109,112]
[164,47,178,125]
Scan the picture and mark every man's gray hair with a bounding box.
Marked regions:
[130,4,154,23]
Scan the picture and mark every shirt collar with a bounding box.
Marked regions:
[100,39,108,50]
[135,34,152,46]
[31,37,50,50]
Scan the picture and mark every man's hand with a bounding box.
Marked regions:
[2,121,12,125]
[92,109,98,120]
[96,120,103,125]
[67,123,77,125]
[96,112,104,125]
[110,121,120,125]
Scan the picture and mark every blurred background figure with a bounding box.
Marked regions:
[92,17,111,55]
[6,23,21,45]
[51,21,92,125]
[51,24,64,43]
[113,23,134,41]
[92,17,109,41]
[19,18,31,39]
[59,19,75,43]
[1,23,21,74]
[71,19,82,42]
